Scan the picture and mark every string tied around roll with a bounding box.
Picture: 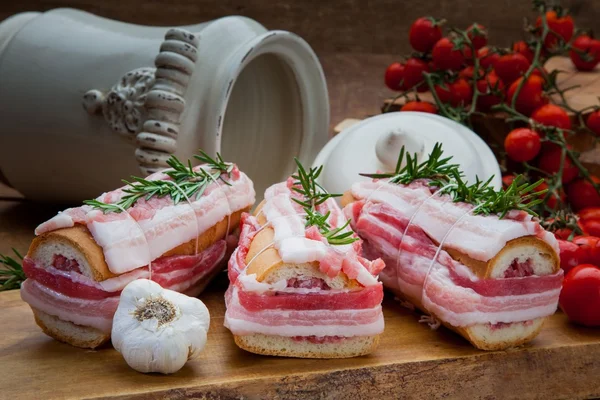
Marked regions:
[113,203,155,281]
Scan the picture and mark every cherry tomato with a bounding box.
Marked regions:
[537,144,579,184]
[567,176,600,211]
[504,128,541,162]
[573,235,600,266]
[569,35,600,71]
[581,219,600,237]
[530,67,547,78]
[502,174,516,189]
[554,228,574,240]
[385,62,406,91]
[536,11,574,51]
[559,264,600,327]
[458,66,483,81]
[586,110,600,136]
[507,75,548,116]
[409,17,443,53]
[512,40,534,63]
[535,181,565,210]
[467,23,487,50]
[557,239,581,273]
[494,53,531,85]
[400,101,437,114]
[403,57,431,90]
[434,78,473,107]
[476,71,505,112]
[432,37,468,71]
[531,104,572,131]
[578,207,600,221]
[477,47,500,70]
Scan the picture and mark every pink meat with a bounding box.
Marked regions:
[34,165,255,275]
[20,279,117,333]
[23,257,118,300]
[349,179,560,261]
[226,286,382,327]
[345,194,563,327]
[224,179,386,338]
[23,241,227,300]
[291,336,344,344]
[237,282,384,311]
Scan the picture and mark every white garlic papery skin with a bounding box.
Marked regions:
[111,279,210,374]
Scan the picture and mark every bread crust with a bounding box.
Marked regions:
[27,208,248,282]
[233,333,380,358]
[394,288,547,350]
[31,307,110,349]
[25,208,249,349]
[245,202,358,287]
[445,236,559,278]
[343,190,558,350]
[27,225,116,281]
[342,190,559,275]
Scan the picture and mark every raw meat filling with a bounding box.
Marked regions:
[52,254,80,272]
[490,320,534,330]
[291,335,344,344]
[503,258,534,278]
[286,277,331,290]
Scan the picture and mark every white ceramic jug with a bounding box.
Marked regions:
[0,9,329,202]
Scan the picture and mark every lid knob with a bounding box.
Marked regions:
[375,128,424,171]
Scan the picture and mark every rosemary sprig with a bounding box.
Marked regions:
[84,151,232,213]
[0,249,26,291]
[291,159,358,246]
[361,143,546,218]
[360,143,461,185]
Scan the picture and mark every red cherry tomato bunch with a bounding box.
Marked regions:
[383,7,600,327]
[384,18,491,113]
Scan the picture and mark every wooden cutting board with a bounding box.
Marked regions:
[1,276,600,400]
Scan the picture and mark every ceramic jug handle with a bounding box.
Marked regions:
[82,28,200,176]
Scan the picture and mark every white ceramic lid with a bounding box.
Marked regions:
[313,112,502,195]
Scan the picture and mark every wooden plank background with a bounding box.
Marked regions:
[2,0,599,56]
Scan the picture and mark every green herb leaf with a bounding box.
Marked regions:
[84,150,233,213]
[361,143,546,218]
[0,249,26,291]
[292,158,358,246]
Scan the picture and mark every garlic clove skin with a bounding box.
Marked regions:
[111,279,210,374]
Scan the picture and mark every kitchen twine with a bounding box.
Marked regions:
[161,168,235,284]
[391,186,484,328]
[112,204,154,280]
[361,179,478,328]
[108,166,235,282]
[111,179,196,282]
[245,187,353,271]
[164,168,235,279]
[244,213,308,270]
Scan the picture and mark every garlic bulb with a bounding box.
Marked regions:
[111,279,210,374]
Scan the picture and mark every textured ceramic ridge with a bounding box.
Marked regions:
[82,67,156,137]
[82,28,201,175]
[135,28,200,175]
[0,10,329,202]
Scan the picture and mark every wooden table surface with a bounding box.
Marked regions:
[2,280,600,400]
[1,53,600,400]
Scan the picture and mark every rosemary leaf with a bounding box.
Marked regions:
[292,158,358,246]
[361,143,548,219]
[84,150,233,213]
[0,249,26,291]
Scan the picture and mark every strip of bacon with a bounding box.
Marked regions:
[34,165,255,275]
[236,282,383,311]
[345,194,563,327]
